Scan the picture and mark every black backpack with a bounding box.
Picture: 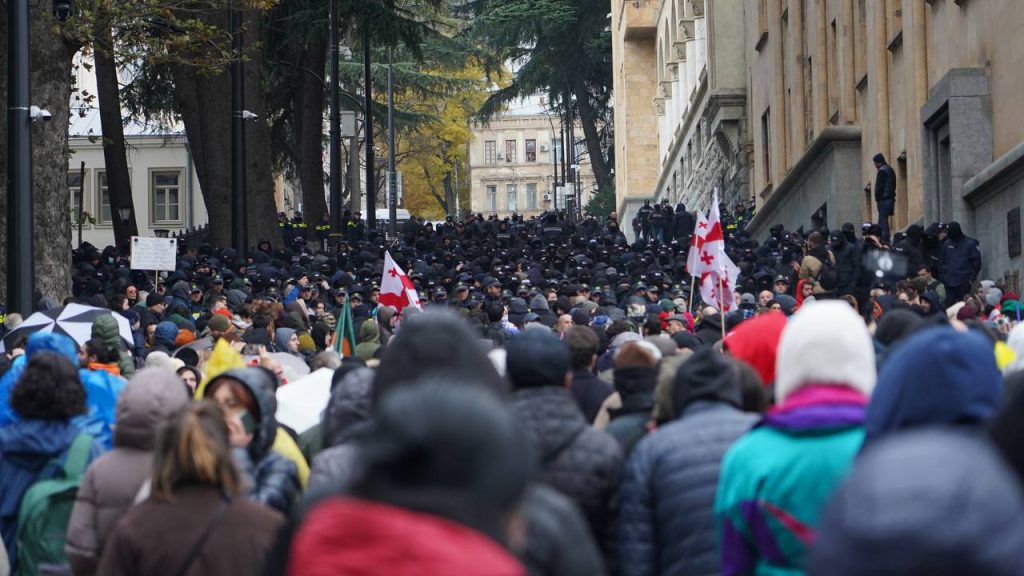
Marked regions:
[815,252,839,292]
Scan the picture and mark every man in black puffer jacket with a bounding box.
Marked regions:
[507,331,623,565]
[618,348,758,576]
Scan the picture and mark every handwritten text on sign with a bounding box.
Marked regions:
[130,236,178,271]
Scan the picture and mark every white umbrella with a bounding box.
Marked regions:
[1,303,133,353]
[275,368,334,434]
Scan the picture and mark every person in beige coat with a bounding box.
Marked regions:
[65,368,190,576]
[798,232,836,296]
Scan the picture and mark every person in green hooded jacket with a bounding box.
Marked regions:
[91,314,136,377]
[354,318,381,361]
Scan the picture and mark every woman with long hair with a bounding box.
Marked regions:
[98,402,283,576]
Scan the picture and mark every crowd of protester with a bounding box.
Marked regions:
[0,200,1019,575]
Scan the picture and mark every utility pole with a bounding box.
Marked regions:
[387,47,397,238]
[230,5,247,257]
[328,0,342,233]
[7,0,32,315]
[363,23,376,231]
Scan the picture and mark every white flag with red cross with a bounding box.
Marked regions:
[379,251,423,314]
[698,193,740,312]
[686,209,710,277]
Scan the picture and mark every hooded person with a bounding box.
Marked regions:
[507,298,530,329]
[274,327,301,358]
[529,294,558,328]
[716,301,876,575]
[289,383,530,576]
[810,430,1024,576]
[307,368,375,493]
[65,368,191,575]
[375,305,397,348]
[354,318,381,361]
[150,321,179,356]
[91,313,135,378]
[722,311,787,389]
[604,341,660,456]
[205,368,302,514]
[0,332,125,450]
[619,348,758,576]
[863,326,1002,449]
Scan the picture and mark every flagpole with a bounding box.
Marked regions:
[688,274,696,314]
[718,273,726,341]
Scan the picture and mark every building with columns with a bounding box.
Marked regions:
[612,0,748,237]
[744,0,1024,285]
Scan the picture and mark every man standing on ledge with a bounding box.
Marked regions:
[872,153,897,243]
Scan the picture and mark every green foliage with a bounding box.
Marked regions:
[584,185,616,218]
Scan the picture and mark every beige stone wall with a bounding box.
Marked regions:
[467,114,596,218]
[747,0,1024,233]
[612,0,660,214]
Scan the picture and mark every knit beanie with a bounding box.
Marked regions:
[775,301,876,403]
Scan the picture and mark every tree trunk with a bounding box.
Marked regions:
[242,9,282,250]
[171,8,278,251]
[94,17,139,252]
[573,82,613,193]
[0,5,76,304]
[291,36,328,237]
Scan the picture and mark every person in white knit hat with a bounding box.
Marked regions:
[715,301,876,575]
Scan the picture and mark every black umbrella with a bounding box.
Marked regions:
[1,303,133,353]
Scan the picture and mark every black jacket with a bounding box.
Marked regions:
[673,207,695,240]
[874,163,897,201]
[510,387,623,559]
[570,369,614,425]
[521,484,608,576]
[831,238,862,295]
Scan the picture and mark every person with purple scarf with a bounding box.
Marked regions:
[715,301,876,576]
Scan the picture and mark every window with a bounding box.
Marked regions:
[505,140,517,163]
[97,172,111,224]
[152,171,181,223]
[527,183,537,210]
[526,139,537,162]
[761,108,772,185]
[484,141,496,164]
[506,184,517,212]
[486,185,497,212]
[68,172,83,217]
[828,19,839,122]
[755,0,768,51]
[552,138,562,160]
[574,139,585,164]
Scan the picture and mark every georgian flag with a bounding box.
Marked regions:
[698,192,740,312]
[379,251,423,314]
[686,209,710,277]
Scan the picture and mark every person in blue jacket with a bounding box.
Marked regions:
[0,352,103,572]
[0,332,125,450]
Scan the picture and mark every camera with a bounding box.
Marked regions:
[29,106,52,122]
[53,0,74,22]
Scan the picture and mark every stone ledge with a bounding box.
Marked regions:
[963,140,1024,206]
[747,126,862,233]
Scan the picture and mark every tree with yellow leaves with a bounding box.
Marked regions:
[393,64,489,220]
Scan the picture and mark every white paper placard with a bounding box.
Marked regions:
[130,236,178,271]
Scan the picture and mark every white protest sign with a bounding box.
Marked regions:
[130,236,178,271]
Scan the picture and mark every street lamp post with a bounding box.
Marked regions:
[387,47,397,239]
[328,0,342,234]
[7,0,33,316]
[363,22,376,231]
[230,5,247,258]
